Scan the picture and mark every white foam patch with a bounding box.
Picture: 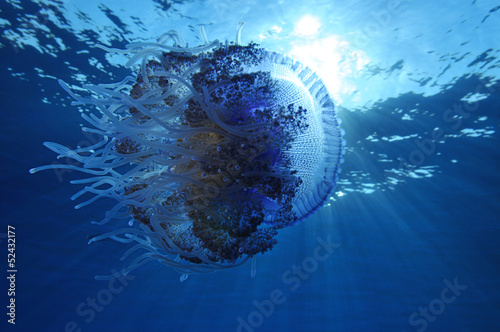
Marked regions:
[381,134,418,142]
[460,92,489,103]
[0,18,11,27]
[460,128,496,137]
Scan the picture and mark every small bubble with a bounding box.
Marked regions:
[201,173,207,178]
[217,146,221,152]
[235,165,240,170]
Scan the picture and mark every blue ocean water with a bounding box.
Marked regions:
[1,0,499,331]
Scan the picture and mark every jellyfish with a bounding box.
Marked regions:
[30,23,345,280]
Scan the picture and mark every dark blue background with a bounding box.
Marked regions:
[1,1,499,331]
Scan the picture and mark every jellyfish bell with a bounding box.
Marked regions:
[30,23,345,280]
